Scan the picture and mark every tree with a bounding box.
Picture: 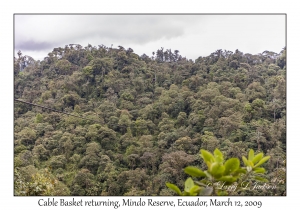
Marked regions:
[159,151,195,185]
[49,155,67,169]
[54,59,72,75]
[17,127,37,146]
[92,57,113,79]
[32,144,49,161]
[71,169,96,195]
[79,142,101,174]
[277,47,286,69]
[245,82,266,102]
[172,136,195,153]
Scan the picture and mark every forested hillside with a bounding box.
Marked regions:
[14,44,286,196]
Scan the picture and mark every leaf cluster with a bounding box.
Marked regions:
[167,148,270,196]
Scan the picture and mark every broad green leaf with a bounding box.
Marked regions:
[182,191,189,196]
[232,168,247,175]
[252,153,264,164]
[253,167,266,174]
[184,166,206,177]
[214,148,223,163]
[224,158,240,175]
[190,185,201,194]
[242,156,250,167]
[184,178,195,193]
[254,156,270,168]
[217,175,237,183]
[248,149,254,161]
[204,171,213,180]
[200,149,215,165]
[249,161,254,168]
[206,162,212,170]
[254,176,269,182]
[210,162,225,178]
[166,183,182,195]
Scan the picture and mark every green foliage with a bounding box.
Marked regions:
[14,168,60,196]
[14,45,285,196]
[242,149,270,170]
[184,166,206,177]
[83,65,93,75]
[166,182,182,195]
[55,59,72,75]
[166,148,270,196]
[35,113,43,123]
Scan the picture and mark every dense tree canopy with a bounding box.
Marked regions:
[14,44,286,196]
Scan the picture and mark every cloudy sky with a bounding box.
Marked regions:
[14,14,285,61]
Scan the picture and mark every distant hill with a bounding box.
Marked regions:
[14,44,286,196]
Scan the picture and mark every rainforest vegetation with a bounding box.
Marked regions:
[14,44,286,196]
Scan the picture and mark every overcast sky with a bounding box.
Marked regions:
[14,14,286,61]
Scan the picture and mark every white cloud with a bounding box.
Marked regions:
[14,14,285,60]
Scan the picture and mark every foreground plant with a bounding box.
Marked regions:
[166,148,270,196]
[14,168,57,196]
